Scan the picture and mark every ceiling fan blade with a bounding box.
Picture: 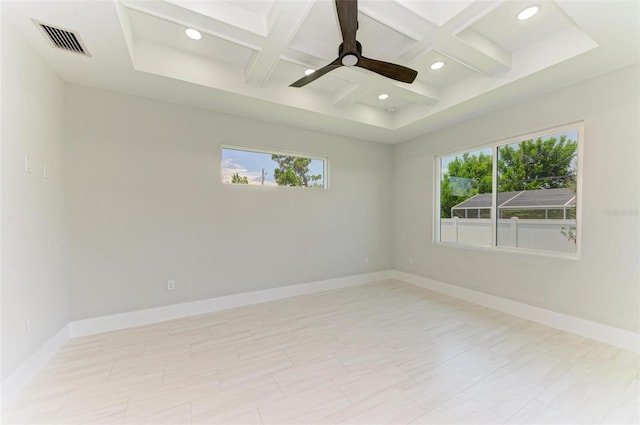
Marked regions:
[289,58,343,88]
[290,0,418,87]
[336,0,357,52]
[356,56,418,84]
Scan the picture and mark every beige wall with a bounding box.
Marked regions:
[64,85,393,320]
[1,17,69,380]
[392,65,640,332]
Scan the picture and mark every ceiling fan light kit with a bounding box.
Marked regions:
[290,0,418,88]
[342,54,358,66]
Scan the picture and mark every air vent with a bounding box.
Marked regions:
[34,20,90,56]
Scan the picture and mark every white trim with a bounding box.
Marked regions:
[221,144,327,163]
[4,269,638,410]
[393,270,640,353]
[1,324,70,408]
[3,272,392,408]
[69,271,393,338]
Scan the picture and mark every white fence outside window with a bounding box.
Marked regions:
[440,218,577,253]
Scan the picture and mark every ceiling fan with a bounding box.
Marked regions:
[290,0,418,88]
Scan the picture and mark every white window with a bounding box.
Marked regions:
[436,123,582,257]
[221,146,328,188]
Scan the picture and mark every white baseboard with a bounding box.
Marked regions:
[6,268,636,411]
[3,271,392,409]
[69,270,394,338]
[393,270,640,353]
[1,324,70,409]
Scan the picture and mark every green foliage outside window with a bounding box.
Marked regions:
[440,135,577,218]
[497,136,577,191]
[272,155,322,187]
[440,151,492,218]
[230,172,249,184]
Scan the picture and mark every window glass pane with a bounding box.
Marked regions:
[222,148,325,188]
[496,130,578,253]
[439,148,493,246]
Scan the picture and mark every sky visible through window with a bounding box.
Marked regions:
[222,148,324,186]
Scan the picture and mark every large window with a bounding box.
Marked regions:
[436,123,581,256]
[222,146,327,189]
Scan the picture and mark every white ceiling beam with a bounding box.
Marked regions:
[394,0,511,77]
[244,0,315,87]
[244,46,281,87]
[438,0,511,75]
[453,28,510,69]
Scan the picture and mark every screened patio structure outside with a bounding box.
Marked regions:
[451,188,577,219]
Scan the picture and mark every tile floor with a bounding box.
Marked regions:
[3,280,639,424]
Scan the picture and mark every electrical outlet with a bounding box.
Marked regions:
[26,318,32,335]
[408,256,414,265]
[167,280,176,291]
[364,256,369,264]
[43,163,49,179]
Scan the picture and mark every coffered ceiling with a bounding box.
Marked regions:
[3,0,639,143]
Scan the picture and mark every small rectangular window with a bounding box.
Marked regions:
[222,146,327,188]
[436,124,581,257]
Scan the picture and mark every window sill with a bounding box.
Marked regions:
[435,241,581,261]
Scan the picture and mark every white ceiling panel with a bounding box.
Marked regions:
[413,50,480,89]
[288,0,341,61]
[128,8,255,68]
[468,0,576,53]
[3,0,638,144]
[356,13,415,60]
[232,0,276,17]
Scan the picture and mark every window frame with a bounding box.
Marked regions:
[434,122,584,259]
[221,144,330,189]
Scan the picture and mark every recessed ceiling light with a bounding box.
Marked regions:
[386,107,397,113]
[378,93,389,100]
[304,69,315,76]
[430,61,444,70]
[185,28,202,40]
[517,5,539,21]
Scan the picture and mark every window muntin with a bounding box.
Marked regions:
[436,124,581,256]
[222,146,327,189]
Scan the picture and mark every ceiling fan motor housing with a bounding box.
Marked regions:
[290,0,417,87]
